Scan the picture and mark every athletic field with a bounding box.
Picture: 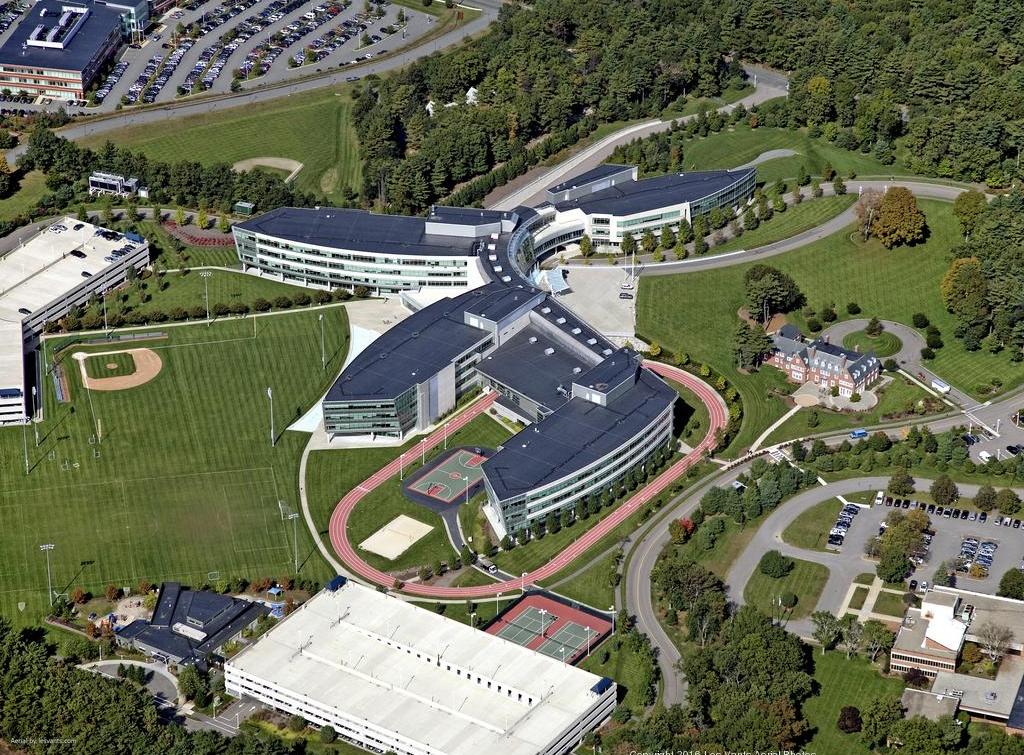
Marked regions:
[0,306,348,624]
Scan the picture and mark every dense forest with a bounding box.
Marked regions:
[353,0,1023,216]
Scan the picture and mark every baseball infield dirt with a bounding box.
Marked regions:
[72,349,163,391]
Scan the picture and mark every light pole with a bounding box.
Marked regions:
[470,611,476,629]
[31,387,38,446]
[267,386,275,447]
[319,313,325,370]
[463,475,470,507]
[539,608,548,637]
[495,591,502,616]
[286,512,300,572]
[560,646,566,664]
[40,544,54,606]
[521,572,527,593]
[399,453,405,480]
[22,415,29,475]
[610,605,615,634]
[420,438,426,465]
[444,421,449,449]
[200,271,212,325]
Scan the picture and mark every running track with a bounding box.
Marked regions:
[327,362,727,597]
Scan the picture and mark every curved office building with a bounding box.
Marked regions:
[236,163,757,540]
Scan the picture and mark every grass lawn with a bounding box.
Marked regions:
[803,652,903,755]
[764,374,939,446]
[667,379,710,447]
[842,329,902,358]
[681,125,895,185]
[639,200,1020,457]
[0,307,349,626]
[710,195,856,255]
[854,572,875,585]
[546,552,618,610]
[0,170,48,222]
[579,639,652,712]
[305,414,511,573]
[83,351,136,379]
[743,557,829,619]
[76,89,361,204]
[871,590,910,617]
[661,84,753,119]
[781,499,842,551]
[675,515,756,580]
[448,567,499,588]
[848,585,869,611]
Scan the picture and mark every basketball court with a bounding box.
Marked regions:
[407,448,486,504]
[487,594,612,665]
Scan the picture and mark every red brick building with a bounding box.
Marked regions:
[767,324,880,397]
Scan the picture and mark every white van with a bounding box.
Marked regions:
[979,450,993,463]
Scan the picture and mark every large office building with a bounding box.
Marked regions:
[322,281,676,539]
[225,579,616,755]
[0,218,149,424]
[0,1,123,100]
[232,206,519,296]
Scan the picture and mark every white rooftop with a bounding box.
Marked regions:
[227,582,610,755]
[0,218,137,390]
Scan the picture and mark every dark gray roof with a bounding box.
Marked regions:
[427,206,518,225]
[547,164,633,195]
[235,207,484,257]
[0,1,121,73]
[553,169,755,216]
[483,363,675,501]
[772,327,879,381]
[475,325,597,412]
[461,285,541,322]
[122,582,268,666]
[325,284,522,403]
[573,348,638,392]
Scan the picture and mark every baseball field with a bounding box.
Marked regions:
[0,306,349,624]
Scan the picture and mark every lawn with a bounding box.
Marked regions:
[76,89,362,204]
[545,552,618,610]
[764,374,939,446]
[0,170,48,222]
[676,515,757,580]
[304,413,511,573]
[579,638,652,712]
[803,653,903,755]
[661,84,754,119]
[842,329,902,358]
[639,200,1019,457]
[448,567,499,588]
[0,307,349,625]
[871,590,910,617]
[83,351,136,379]
[854,572,875,585]
[682,124,896,185]
[709,195,857,255]
[666,379,710,448]
[781,499,842,551]
[743,557,829,619]
[848,585,869,611]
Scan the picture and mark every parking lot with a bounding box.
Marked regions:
[88,0,431,109]
[831,493,1024,596]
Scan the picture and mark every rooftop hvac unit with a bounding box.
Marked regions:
[602,348,612,355]
[541,307,551,314]
[555,317,566,324]
[572,367,582,374]
[571,327,581,335]
[543,347,555,355]
[528,337,537,343]
[587,338,597,345]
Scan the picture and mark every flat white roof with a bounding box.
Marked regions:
[227,582,609,755]
[0,218,139,390]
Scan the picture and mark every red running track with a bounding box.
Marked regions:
[327,362,727,598]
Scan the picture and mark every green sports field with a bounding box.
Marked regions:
[0,306,349,624]
[639,200,1023,454]
[76,88,362,204]
[83,351,136,379]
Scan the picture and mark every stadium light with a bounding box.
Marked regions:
[200,271,212,326]
[496,591,502,617]
[610,604,615,633]
[462,475,470,508]
[267,386,275,447]
[286,512,300,573]
[521,572,527,593]
[539,608,548,638]
[39,544,54,606]
[444,422,449,449]
[319,314,325,370]
[586,626,591,657]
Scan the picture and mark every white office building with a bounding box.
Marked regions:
[225,580,616,755]
[0,218,149,424]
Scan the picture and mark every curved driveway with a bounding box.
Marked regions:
[325,361,727,598]
[818,319,925,367]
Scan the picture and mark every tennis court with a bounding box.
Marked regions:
[488,595,612,665]
[407,448,486,504]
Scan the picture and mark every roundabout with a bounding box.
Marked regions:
[326,361,727,598]
[841,328,903,358]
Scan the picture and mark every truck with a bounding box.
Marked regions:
[931,378,951,395]
[478,556,498,574]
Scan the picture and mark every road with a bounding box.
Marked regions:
[82,659,179,709]
[6,0,501,159]
[325,361,727,598]
[486,64,790,211]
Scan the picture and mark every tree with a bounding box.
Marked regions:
[579,234,593,257]
[837,706,862,733]
[998,568,1024,600]
[975,484,997,512]
[976,621,1014,663]
[841,615,864,659]
[862,619,894,662]
[640,229,657,255]
[912,312,929,328]
[178,665,205,701]
[860,696,903,749]
[0,154,12,197]
[864,316,883,337]
[854,188,883,240]
[218,213,231,234]
[832,176,847,195]
[887,471,915,496]
[659,225,674,250]
[930,474,959,505]
[732,321,774,370]
[997,488,1021,515]
[320,725,337,743]
[758,550,794,578]
[174,206,185,226]
[952,189,986,236]
[876,549,910,583]
[811,611,842,654]
[620,232,636,257]
[743,264,803,322]
[872,187,927,248]
[197,204,208,230]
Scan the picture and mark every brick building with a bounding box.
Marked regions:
[767,324,880,397]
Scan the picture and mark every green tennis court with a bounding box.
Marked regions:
[408,449,486,503]
[537,623,597,660]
